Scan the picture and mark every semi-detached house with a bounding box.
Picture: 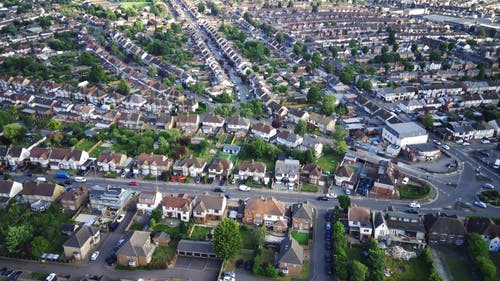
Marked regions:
[251,123,277,142]
[162,194,196,222]
[243,197,289,232]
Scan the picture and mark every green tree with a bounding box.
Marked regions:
[381,45,389,54]
[197,2,205,13]
[422,114,434,129]
[276,32,285,44]
[333,221,347,251]
[254,225,266,249]
[116,79,130,95]
[294,119,307,137]
[3,123,27,144]
[429,50,442,62]
[351,48,358,56]
[411,43,419,53]
[6,225,32,254]
[307,84,322,104]
[350,260,368,281]
[47,119,62,131]
[212,218,243,260]
[367,238,385,281]
[333,125,347,141]
[334,140,348,155]
[338,195,351,212]
[330,46,339,58]
[31,236,49,258]
[322,94,336,115]
[362,45,370,54]
[476,27,486,38]
[151,208,163,222]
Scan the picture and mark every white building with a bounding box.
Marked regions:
[382,122,428,148]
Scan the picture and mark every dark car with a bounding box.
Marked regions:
[326,265,332,275]
[324,211,332,221]
[405,209,418,214]
[109,222,119,232]
[207,177,214,184]
[214,187,225,193]
[325,253,332,263]
[105,254,117,266]
[219,179,226,186]
[325,241,332,250]
[317,196,330,201]
[325,233,331,241]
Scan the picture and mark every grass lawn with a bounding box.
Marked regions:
[301,183,318,193]
[152,240,178,263]
[399,184,431,200]
[218,153,238,163]
[190,226,213,241]
[224,252,255,271]
[385,253,430,281]
[119,1,152,10]
[154,224,180,238]
[317,153,341,174]
[291,231,310,245]
[258,248,276,264]
[74,139,95,152]
[89,144,106,158]
[240,226,257,250]
[347,244,365,261]
[129,223,146,231]
[438,246,477,281]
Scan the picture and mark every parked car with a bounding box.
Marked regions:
[482,183,495,190]
[238,185,251,192]
[408,202,421,208]
[90,251,100,261]
[219,179,226,186]
[462,142,470,146]
[325,193,337,199]
[325,222,331,231]
[74,176,86,183]
[45,273,57,281]
[113,239,125,251]
[401,177,409,185]
[481,139,491,144]
[36,177,47,182]
[224,194,231,199]
[474,201,487,208]
[344,189,352,195]
[195,176,201,184]
[116,214,125,223]
[432,139,441,146]
[105,254,117,266]
[214,187,225,193]
[120,171,127,178]
[109,222,119,232]
[317,196,330,201]
[231,178,237,184]
[128,181,139,186]
[441,144,450,150]
[405,209,419,214]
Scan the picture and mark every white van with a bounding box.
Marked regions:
[36,177,47,182]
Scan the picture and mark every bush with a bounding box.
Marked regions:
[468,233,497,281]
[104,171,117,178]
[399,184,431,199]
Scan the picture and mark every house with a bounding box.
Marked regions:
[276,130,303,148]
[287,108,309,124]
[162,193,196,222]
[172,156,207,177]
[60,186,89,213]
[123,94,147,109]
[97,152,128,172]
[372,211,389,242]
[63,226,101,260]
[277,235,304,276]
[201,114,225,134]
[348,206,372,242]
[466,217,500,252]
[372,161,396,196]
[137,190,163,215]
[137,153,172,176]
[226,116,250,137]
[404,143,442,162]
[116,231,156,267]
[48,148,89,170]
[424,214,466,246]
[335,166,354,188]
[381,122,428,148]
[6,146,30,166]
[152,232,171,246]
[176,240,217,258]
[301,163,322,185]
[21,181,64,204]
[379,211,426,248]
[251,123,277,142]
[89,186,133,213]
[0,180,23,208]
[299,136,323,158]
[307,113,336,135]
[274,159,301,188]
[28,147,51,168]
[222,144,241,155]
[0,145,8,165]
[243,196,289,232]
[291,202,315,232]
[192,193,227,224]
[176,114,200,135]
[238,160,267,184]
[208,158,233,180]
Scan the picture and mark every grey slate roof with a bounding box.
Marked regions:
[177,240,215,255]
[117,231,154,257]
[63,226,99,248]
[292,202,314,221]
[277,235,303,265]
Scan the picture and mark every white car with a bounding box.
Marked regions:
[74,176,87,183]
[325,193,338,199]
[116,214,125,223]
[474,201,487,208]
[462,142,470,146]
[408,202,421,208]
[455,139,464,144]
[45,273,57,281]
[432,140,441,146]
[482,183,495,190]
[401,177,409,185]
[441,144,450,150]
[481,139,491,144]
[238,185,251,192]
[90,251,100,261]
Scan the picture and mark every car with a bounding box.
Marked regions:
[405,209,419,214]
[90,251,100,261]
[244,260,254,271]
[109,222,119,232]
[219,179,226,186]
[408,202,421,208]
[325,241,332,250]
[223,272,236,278]
[113,239,125,251]
[195,176,201,184]
[432,139,441,146]
[325,193,337,199]
[441,144,450,150]
[325,222,332,231]
[116,214,125,223]
[128,181,139,186]
[325,253,332,263]
[120,171,127,178]
[214,187,225,193]
[324,211,332,221]
[481,139,491,144]
[326,265,333,275]
[462,142,470,146]
[224,194,231,199]
[317,196,330,201]
[231,178,237,184]
[238,185,251,192]
[45,273,57,281]
[401,177,409,185]
[105,254,117,266]
[455,139,464,144]
[36,177,47,182]
[482,183,495,190]
[207,177,214,184]
[344,189,352,195]
[474,201,487,208]
[325,233,331,241]
[74,176,86,183]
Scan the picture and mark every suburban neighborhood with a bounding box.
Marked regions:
[0,0,499,281]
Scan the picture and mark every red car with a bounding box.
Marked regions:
[128,181,139,186]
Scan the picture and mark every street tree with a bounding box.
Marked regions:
[333,125,347,142]
[3,123,27,145]
[350,260,368,281]
[338,195,351,212]
[294,119,307,137]
[31,236,49,258]
[333,221,347,252]
[212,218,243,261]
[322,94,336,116]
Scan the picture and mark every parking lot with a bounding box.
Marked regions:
[174,256,222,281]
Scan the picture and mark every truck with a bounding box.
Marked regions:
[493,159,500,169]
[55,172,71,179]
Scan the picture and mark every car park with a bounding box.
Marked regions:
[482,183,495,190]
[74,176,86,182]
[90,251,100,261]
[474,201,487,208]
[408,202,421,208]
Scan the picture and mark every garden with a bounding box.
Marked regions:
[478,190,500,206]
[399,184,431,200]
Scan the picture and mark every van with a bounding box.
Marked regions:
[493,159,500,169]
[56,172,70,179]
[36,177,47,182]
